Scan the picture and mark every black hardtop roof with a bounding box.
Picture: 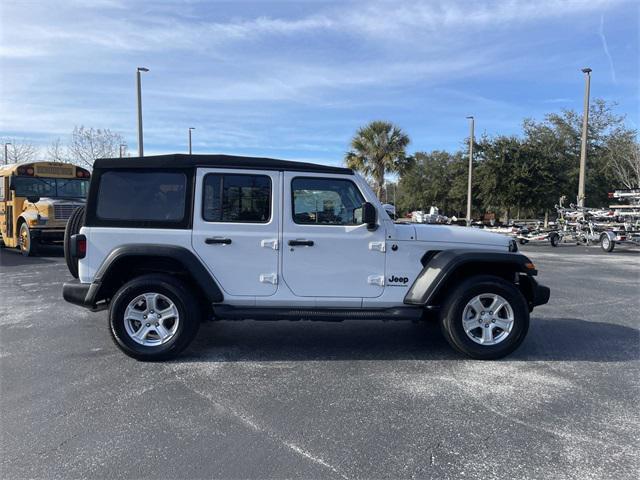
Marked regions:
[93,154,353,175]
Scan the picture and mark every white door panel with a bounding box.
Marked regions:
[282,172,386,298]
[192,168,279,296]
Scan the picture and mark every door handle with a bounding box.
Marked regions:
[205,237,232,245]
[288,239,314,247]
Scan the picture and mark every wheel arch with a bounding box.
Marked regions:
[404,249,537,308]
[90,245,223,313]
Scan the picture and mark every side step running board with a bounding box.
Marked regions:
[212,305,423,322]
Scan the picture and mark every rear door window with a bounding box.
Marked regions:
[96,171,187,222]
[202,174,271,223]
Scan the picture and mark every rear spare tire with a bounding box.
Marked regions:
[64,206,85,278]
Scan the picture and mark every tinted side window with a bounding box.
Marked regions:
[292,177,365,225]
[203,174,271,223]
[96,171,187,221]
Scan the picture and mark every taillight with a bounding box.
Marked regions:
[70,234,86,259]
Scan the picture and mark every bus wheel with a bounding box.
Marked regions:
[19,223,37,257]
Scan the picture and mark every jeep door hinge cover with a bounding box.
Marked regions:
[367,275,385,286]
[260,239,279,250]
[259,273,278,284]
[368,241,386,252]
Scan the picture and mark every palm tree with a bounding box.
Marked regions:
[345,121,411,198]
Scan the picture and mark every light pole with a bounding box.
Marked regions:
[188,127,195,155]
[577,67,592,207]
[119,143,126,158]
[136,67,149,157]
[4,142,11,165]
[466,116,474,226]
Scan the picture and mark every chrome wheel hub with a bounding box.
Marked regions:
[462,293,514,346]
[124,292,179,346]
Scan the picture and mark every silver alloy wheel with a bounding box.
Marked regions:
[123,292,180,346]
[461,293,514,346]
[602,236,610,249]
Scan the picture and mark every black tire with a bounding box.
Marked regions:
[549,233,559,247]
[439,275,530,360]
[18,222,38,256]
[600,234,615,253]
[109,274,201,361]
[519,238,528,245]
[64,206,85,278]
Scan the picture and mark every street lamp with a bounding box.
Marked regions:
[577,67,592,207]
[119,143,126,158]
[188,127,195,155]
[136,67,149,157]
[466,116,475,226]
[4,142,11,165]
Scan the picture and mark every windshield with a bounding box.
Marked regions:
[12,177,89,198]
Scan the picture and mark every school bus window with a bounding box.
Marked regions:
[11,177,89,198]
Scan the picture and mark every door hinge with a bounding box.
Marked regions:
[369,241,386,252]
[261,238,279,250]
[259,273,278,285]
[367,275,385,286]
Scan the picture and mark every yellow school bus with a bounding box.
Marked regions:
[0,161,90,256]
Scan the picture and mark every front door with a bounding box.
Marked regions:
[282,172,386,298]
[192,168,279,296]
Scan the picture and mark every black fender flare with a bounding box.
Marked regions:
[86,244,224,305]
[404,249,537,306]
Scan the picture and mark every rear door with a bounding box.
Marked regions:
[282,172,386,298]
[192,168,279,296]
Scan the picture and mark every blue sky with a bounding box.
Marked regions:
[1,0,638,165]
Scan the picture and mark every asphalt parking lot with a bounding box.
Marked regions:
[1,243,638,480]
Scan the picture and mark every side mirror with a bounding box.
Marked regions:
[27,196,40,203]
[362,202,377,230]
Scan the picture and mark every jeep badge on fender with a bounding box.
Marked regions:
[62,153,549,361]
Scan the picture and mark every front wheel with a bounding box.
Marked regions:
[439,275,530,359]
[18,222,37,256]
[549,233,560,247]
[109,274,201,361]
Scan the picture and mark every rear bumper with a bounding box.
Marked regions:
[62,280,103,310]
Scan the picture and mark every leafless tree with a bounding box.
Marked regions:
[46,137,70,163]
[68,126,127,168]
[609,141,640,189]
[1,138,39,164]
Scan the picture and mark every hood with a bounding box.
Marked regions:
[398,223,510,248]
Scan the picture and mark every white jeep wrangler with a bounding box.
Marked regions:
[63,154,549,360]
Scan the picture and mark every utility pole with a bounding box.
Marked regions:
[466,116,474,226]
[578,67,592,207]
[4,142,11,165]
[119,143,126,158]
[188,127,195,155]
[136,67,149,157]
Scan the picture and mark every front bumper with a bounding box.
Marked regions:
[532,279,550,307]
[31,228,65,242]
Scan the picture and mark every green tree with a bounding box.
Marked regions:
[345,121,411,198]
[523,99,636,206]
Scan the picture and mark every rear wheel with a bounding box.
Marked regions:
[109,274,201,361]
[549,232,560,247]
[439,275,529,359]
[64,206,85,278]
[18,222,37,256]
